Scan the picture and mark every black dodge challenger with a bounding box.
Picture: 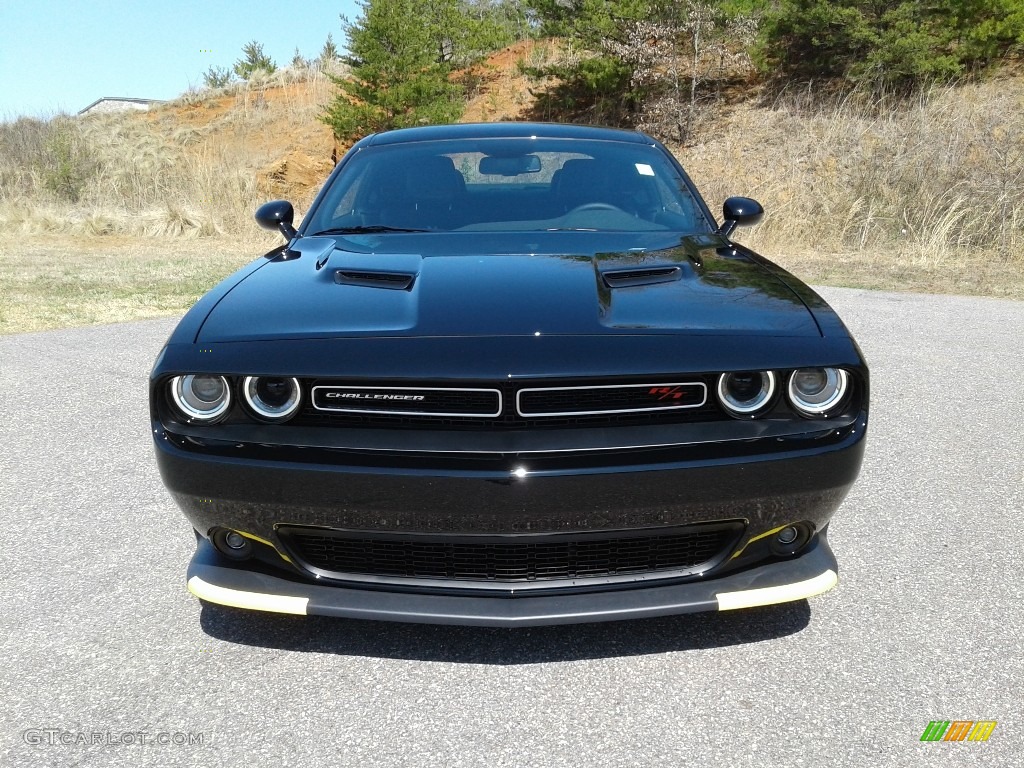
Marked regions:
[150,122,868,626]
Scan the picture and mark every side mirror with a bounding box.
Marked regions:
[717,197,764,238]
[255,200,298,241]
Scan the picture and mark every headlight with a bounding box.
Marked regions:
[242,376,302,422]
[170,375,231,423]
[787,368,849,416]
[716,371,776,416]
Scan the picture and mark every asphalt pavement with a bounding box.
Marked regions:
[1,287,1021,767]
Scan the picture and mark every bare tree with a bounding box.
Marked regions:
[603,2,758,144]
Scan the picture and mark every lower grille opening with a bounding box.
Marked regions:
[277,523,743,587]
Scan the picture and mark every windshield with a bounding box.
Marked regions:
[304,137,713,235]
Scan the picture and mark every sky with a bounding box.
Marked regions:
[0,0,361,119]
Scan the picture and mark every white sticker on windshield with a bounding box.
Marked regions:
[635,163,655,176]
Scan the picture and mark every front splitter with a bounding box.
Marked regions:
[186,534,838,627]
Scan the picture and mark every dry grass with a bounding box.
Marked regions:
[680,77,1024,269]
[3,233,1020,338]
[0,234,274,334]
[0,65,340,335]
[1,52,1022,336]
[0,67,337,240]
[756,247,1024,301]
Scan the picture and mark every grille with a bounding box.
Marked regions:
[517,382,706,416]
[278,524,742,585]
[312,386,501,417]
[294,378,720,430]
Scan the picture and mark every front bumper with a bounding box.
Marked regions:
[187,531,838,626]
[158,413,864,624]
[154,414,867,543]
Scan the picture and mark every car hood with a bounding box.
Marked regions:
[196,232,820,342]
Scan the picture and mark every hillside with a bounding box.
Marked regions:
[1,41,1022,333]
[148,40,561,209]
[4,40,1023,256]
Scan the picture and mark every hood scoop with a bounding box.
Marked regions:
[601,266,682,288]
[334,269,417,291]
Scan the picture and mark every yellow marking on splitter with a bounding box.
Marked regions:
[187,576,308,615]
[716,569,837,610]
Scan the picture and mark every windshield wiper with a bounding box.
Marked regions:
[310,226,429,235]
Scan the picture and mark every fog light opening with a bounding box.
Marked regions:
[770,523,812,556]
[212,528,254,561]
[777,526,799,545]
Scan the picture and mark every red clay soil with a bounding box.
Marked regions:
[142,41,554,200]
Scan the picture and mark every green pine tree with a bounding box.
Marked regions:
[757,0,1024,91]
[323,0,526,140]
[234,41,277,81]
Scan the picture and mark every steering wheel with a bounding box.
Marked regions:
[568,203,623,214]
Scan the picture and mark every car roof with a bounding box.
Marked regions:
[361,122,657,147]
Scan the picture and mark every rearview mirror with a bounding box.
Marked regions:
[479,154,542,176]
